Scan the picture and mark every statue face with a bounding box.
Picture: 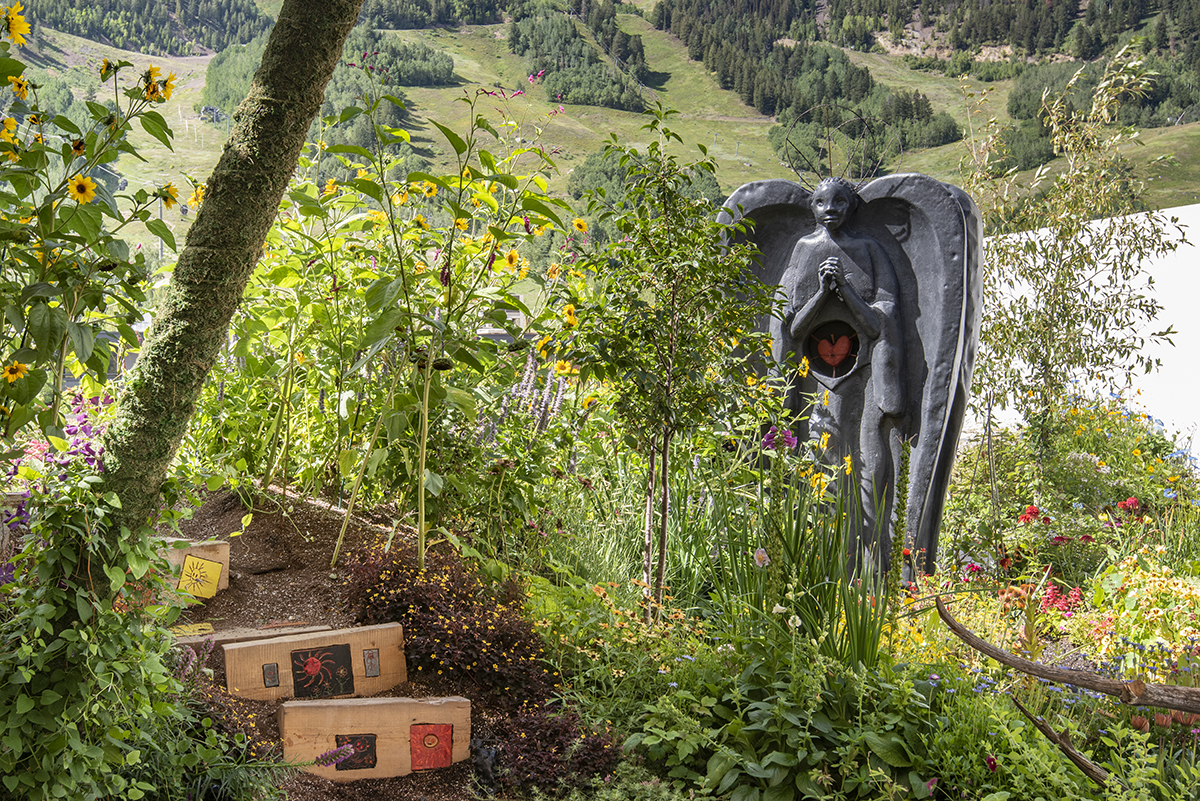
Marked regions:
[811,183,855,231]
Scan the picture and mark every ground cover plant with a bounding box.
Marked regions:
[6,9,1200,801]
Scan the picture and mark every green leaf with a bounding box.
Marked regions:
[67,201,103,241]
[325,144,375,161]
[15,695,34,715]
[139,111,173,150]
[6,368,46,406]
[145,218,176,252]
[66,321,95,364]
[763,786,795,801]
[206,474,224,492]
[432,121,467,156]
[423,469,444,497]
[104,564,126,593]
[0,57,25,83]
[127,552,150,580]
[27,302,67,356]
[864,731,912,768]
[520,196,565,229]
[443,386,476,421]
[337,450,356,477]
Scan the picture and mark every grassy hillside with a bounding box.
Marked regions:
[19,9,1200,269]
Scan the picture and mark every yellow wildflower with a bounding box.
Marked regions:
[163,72,176,100]
[189,185,205,207]
[843,455,853,475]
[562,304,579,327]
[546,262,561,280]
[67,174,97,204]
[2,360,28,383]
[160,183,179,209]
[572,218,587,233]
[454,217,469,231]
[4,1,29,48]
[7,75,28,100]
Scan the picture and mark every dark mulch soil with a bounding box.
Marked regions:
[171,489,486,801]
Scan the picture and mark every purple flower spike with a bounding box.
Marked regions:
[780,428,797,449]
[762,425,778,450]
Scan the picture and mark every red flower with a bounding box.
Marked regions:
[1041,516,1051,525]
[1018,504,1039,524]
[1079,534,1095,543]
[1052,535,1070,543]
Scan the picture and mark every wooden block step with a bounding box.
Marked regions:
[223,623,406,701]
[174,624,332,648]
[160,537,230,598]
[279,696,470,781]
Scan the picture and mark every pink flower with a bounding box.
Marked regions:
[753,548,770,568]
[1079,534,1095,543]
[985,755,997,773]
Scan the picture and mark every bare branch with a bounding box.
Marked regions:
[935,596,1200,714]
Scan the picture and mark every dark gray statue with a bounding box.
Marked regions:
[722,174,982,576]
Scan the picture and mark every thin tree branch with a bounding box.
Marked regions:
[935,596,1200,714]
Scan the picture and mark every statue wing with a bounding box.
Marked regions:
[857,175,983,575]
[719,179,814,323]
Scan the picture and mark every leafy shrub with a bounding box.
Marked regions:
[628,630,942,800]
[347,542,559,710]
[492,704,621,797]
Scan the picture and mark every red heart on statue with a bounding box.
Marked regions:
[817,335,852,367]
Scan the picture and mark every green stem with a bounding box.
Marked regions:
[416,356,434,572]
[330,362,402,568]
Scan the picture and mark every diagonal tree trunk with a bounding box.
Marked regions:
[100,0,364,534]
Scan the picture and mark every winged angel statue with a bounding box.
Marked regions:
[721,175,982,576]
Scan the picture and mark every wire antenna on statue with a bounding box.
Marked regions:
[778,103,903,190]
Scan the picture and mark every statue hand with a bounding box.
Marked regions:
[819,257,842,293]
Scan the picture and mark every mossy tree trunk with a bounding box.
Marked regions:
[100,0,364,533]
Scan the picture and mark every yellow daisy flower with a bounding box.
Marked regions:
[504,249,519,270]
[7,75,28,100]
[189,185,205,207]
[5,1,29,48]
[572,218,588,233]
[71,138,86,157]
[546,262,561,280]
[160,183,179,209]
[2,360,28,383]
[454,217,469,231]
[162,72,176,100]
[562,303,579,327]
[67,174,97,204]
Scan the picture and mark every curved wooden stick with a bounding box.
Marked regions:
[934,596,1200,714]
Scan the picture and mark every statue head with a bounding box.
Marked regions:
[810,177,860,232]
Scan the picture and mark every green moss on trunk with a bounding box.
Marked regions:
[100,0,365,537]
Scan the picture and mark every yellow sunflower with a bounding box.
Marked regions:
[546,262,561,280]
[67,174,97,204]
[161,183,179,209]
[100,58,113,79]
[162,72,176,100]
[71,138,86,157]
[504,249,520,270]
[7,75,27,100]
[2,360,28,383]
[5,1,29,48]
[454,217,469,231]
[562,303,579,327]
[189,185,205,207]
[572,218,588,234]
